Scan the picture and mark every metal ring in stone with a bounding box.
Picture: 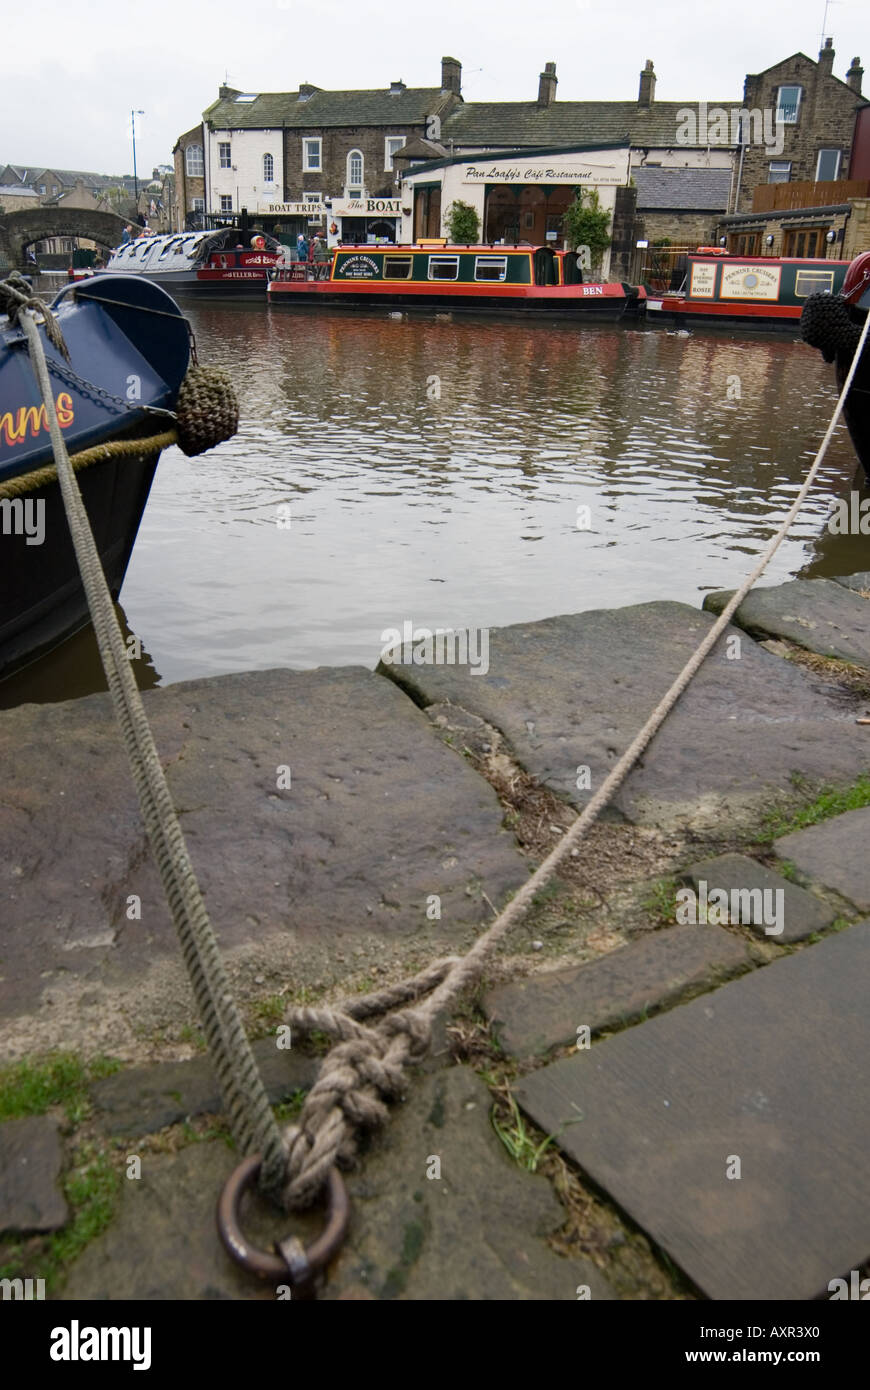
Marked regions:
[217,1157,349,1283]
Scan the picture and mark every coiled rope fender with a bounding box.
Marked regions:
[801,292,862,365]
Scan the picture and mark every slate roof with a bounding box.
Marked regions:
[439,100,740,149]
[204,87,449,130]
[0,164,134,190]
[633,166,733,211]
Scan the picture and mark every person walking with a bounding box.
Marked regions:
[296,232,309,263]
[312,234,330,279]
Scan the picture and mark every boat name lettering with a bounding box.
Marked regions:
[581,285,604,296]
[0,393,74,448]
[337,255,380,279]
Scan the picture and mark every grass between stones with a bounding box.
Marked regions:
[0,1054,124,1292]
[761,771,870,838]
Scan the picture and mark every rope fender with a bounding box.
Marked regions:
[800,292,861,365]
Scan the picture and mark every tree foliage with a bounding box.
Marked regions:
[561,187,612,272]
[444,199,480,243]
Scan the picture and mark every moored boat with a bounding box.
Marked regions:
[0,274,233,679]
[103,227,283,296]
[646,250,850,330]
[267,242,645,320]
[801,250,870,481]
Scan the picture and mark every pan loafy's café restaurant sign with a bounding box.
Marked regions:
[462,161,624,185]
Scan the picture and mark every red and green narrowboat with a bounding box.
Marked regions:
[646,251,850,330]
[266,243,645,320]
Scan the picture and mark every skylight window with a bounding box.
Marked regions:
[235,93,258,102]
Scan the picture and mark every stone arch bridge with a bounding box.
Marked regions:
[0,207,128,269]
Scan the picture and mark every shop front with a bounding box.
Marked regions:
[399,144,631,276]
[327,197,404,246]
[256,200,325,247]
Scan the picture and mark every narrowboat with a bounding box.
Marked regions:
[266,243,645,320]
[0,275,190,678]
[801,250,870,482]
[645,251,850,330]
[103,227,283,296]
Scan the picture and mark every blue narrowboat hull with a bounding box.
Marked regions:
[0,275,191,679]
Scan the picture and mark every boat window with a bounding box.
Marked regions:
[383,255,413,279]
[428,255,459,281]
[474,256,507,282]
[794,268,836,297]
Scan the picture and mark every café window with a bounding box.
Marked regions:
[768,161,791,183]
[186,145,204,177]
[428,255,459,280]
[384,255,413,279]
[776,85,802,123]
[815,149,841,182]
[219,142,232,169]
[303,139,321,172]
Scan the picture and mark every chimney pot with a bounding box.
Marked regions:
[846,56,864,95]
[441,56,462,95]
[537,61,558,106]
[638,59,656,106]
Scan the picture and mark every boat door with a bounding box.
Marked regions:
[534,246,559,286]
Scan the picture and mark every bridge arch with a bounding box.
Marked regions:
[0,207,129,269]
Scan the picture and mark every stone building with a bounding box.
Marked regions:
[736,42,866,210]
[173,125,206,227]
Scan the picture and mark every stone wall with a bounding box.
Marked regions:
[636,210,720,248]
[284,124,426,205]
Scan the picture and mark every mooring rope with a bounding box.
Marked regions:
[14,281,870,1224]
[17,302,290,1203]
[273,304,870,1210]
[0,431,178,501]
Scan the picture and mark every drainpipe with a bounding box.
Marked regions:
[732,127,746,215]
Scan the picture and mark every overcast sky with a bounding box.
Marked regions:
[2,0,866,178]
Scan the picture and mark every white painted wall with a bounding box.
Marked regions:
[206,128,284,214]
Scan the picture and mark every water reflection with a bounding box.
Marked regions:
[5,304,868,703]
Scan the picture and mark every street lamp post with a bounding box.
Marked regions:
[131,109,144,213]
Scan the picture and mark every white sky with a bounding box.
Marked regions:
[2,0,867,178]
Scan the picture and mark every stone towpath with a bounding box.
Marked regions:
[1,578,869,1299]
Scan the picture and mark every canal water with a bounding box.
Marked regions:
[4,302,868,705]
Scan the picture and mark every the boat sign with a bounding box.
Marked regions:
[719,263,782,301]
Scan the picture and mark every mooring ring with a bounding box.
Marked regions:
[217,1155,349,1283]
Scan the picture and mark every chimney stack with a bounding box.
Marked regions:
[818,38,835,77]
[389,80,406,95]
[441,56,462,95]
[638,59,656,106]
[537,61,558,106]
[846,56,864,95]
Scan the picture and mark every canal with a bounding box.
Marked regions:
[3,302,868,706]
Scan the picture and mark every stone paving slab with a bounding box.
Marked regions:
[89,1041,318,1138]
[516,922,870,1301]
[704,579,870,668]
[832,572,870,595]
[378,602,868,832]
[681,852,837,943]
[63,1067,614,1301]
[774,808,870,912]
[0,667,528,1041]
[483,924,752,1057]
[0,1115,68,1233]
